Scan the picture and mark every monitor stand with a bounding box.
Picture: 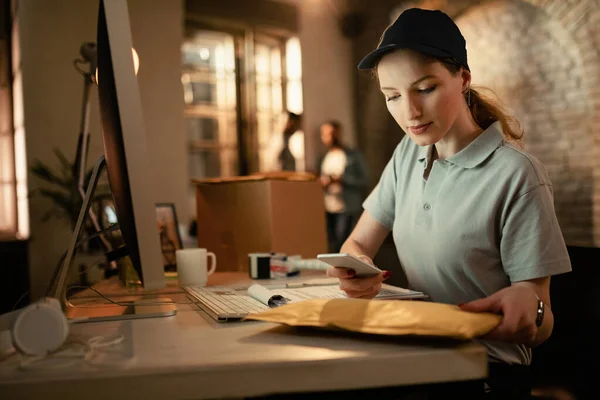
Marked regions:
[64,301,177,323]
[52,155,177,323]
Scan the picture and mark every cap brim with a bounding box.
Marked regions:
[357,43,456,70]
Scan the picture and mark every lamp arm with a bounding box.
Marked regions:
[74,53,114,257]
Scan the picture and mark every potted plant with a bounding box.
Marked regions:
[30,148,115,252]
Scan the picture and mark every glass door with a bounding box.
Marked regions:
[182,31,240,179]
[254,34,284,172]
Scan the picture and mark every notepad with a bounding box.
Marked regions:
[247,282,427,307]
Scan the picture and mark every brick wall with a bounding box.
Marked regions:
[359,0,600,246]
[454,0,600,246]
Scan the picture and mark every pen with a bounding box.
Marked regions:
[263,282,304,289]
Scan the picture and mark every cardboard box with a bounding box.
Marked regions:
[193,174,328,272]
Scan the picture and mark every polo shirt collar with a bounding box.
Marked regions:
[417,144,434,169]
[417,121,504,169]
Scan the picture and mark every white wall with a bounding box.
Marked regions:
[128,0,188,223]
[276,0,357,170]
[19,0,186,299]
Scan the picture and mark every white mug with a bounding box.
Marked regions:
[176,248,217,286]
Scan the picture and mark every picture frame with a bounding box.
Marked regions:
[155,203,183,271]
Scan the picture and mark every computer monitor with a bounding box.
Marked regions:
[51,0,176,321]
[96,0,165,289]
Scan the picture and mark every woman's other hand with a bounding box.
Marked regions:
[319,175,331,188]
[459,284,539,345]
[329,174,342,184]
[326,255,391,299]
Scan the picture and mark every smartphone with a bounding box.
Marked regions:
[316,253,382,277]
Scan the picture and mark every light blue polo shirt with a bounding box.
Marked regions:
[363,121,572,365]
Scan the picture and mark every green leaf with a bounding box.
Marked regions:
[30,160,69,187]
[31,148,113,228]
[38,188,76,213]
[53,148,72,172]
[54,148,78,185]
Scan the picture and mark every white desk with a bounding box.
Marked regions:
[0,274,488,399]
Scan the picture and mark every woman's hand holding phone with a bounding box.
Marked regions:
[321,253,392,299]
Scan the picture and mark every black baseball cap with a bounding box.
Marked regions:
[357,8,470,71]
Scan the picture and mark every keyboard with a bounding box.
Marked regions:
[184,283,427,323]
[184,286,270,321]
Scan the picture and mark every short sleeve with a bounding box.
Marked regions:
[362,145,400,229]
[501,184,572,282]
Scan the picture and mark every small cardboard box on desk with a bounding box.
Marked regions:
[193,172,328,272]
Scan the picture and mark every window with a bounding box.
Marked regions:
[254,35,284,172]
[285,37,303,115]
[0,52,16,236]
[182,22,303,216]
[284,37,303,171]
[182,31,239,180]
[0,4,28,240]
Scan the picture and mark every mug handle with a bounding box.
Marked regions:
[207,252,217,275]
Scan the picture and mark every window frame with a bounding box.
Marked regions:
[183,15,297,176]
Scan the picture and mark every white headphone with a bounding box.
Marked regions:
[0,297,69,357]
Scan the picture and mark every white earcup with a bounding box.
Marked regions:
[11,298,69,356]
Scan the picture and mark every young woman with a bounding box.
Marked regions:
[327,8,571,398]
[317,120,369,253]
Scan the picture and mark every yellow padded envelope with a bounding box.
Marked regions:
[245,298,502,340]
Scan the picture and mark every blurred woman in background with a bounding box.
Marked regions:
[317,120,369,253]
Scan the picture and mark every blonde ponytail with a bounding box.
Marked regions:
[466,86,523,142]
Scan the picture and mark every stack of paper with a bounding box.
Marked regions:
[247,282,427,308]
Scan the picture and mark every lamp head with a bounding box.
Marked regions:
[77,42,98,77]
[80,42,97,63]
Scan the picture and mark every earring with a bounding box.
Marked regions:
[465,87,471,107]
